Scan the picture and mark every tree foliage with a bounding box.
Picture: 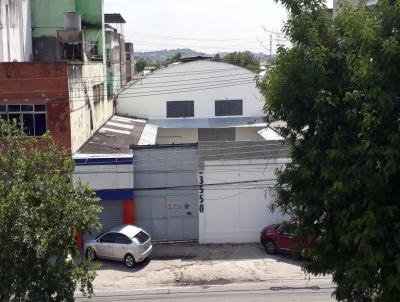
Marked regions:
[223,51,260,73]
[259,0,400,301]
[0,121,102,301]
[135,58,148,73]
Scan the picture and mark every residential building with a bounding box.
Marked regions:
[125,42,135,82]
[0,0,32,62]
[117,60,267,144]
[0,62,71,149]
[0,0,114,153]
[104,13,127,98]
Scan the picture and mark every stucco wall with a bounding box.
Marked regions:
[0,0,32,62]
[68,63,113,153]
[117,61,264,119]
[105,29,122,97]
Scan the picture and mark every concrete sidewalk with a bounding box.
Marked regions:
[91,242,333,292]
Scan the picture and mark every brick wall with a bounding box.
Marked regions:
[0,62,72,152]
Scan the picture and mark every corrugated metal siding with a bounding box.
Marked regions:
[198,140,289,161]
[133,145,199,241]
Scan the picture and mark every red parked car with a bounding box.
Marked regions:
[260,221,313,255]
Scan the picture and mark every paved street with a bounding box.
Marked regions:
[77,284,335,301]
[82,242,333,297]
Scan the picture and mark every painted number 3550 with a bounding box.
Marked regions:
[199,174,204,213]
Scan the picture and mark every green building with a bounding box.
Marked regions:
[30,0,115,152]
[31,0,105,64]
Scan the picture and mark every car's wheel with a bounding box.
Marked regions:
[86,248,97,261]
[124,254,135,268]
[264,240,276,254]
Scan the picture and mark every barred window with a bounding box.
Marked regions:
[167,101,194,118]
[215,100,243,116]
[0,104,47,136]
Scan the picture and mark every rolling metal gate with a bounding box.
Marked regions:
[133,145,199,241]
[84,201,123,240]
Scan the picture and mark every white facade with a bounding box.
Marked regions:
[117,61,264,119]
[199,158,289,244]
[117,61,266,144]
[73,155,134,191]
[0,0,32,62]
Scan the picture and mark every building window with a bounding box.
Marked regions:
[0,104,47,136]
[167,101,194,118]
[62,43,83,61]
[93,83,104,104]
[215,100,243,116]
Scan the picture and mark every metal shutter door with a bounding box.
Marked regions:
[85,201,123,240]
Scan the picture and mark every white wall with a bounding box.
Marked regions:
[0,0,32,62]
[73,158,134,191]
[199,158,290,244]
[117,61,264,119]
[156,127,265,144]
[69,63,114,153]
[235,127,265,141]
[156,128,198,144]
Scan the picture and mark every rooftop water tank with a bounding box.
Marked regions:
[64,12,81,30]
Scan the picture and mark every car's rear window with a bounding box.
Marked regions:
[95,232,105,240]
[135,231,150,244]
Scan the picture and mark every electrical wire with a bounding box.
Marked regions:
[74,144,288,164]
[130,178,276,191]
[74,152,289,168]
[0,67,248,82]
[0,75,256,95]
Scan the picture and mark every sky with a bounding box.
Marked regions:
[105,0,334,54]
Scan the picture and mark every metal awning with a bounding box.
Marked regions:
[148,116,266,128]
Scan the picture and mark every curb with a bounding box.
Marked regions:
[75,279,335,298]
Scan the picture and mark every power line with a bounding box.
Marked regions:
[0,67,247,82]
[0,79,257,103]
[116,80,254,98]
[73,165,285,174]
[132,178,276,191]
[0,74,255,95]
[73,151,289,168]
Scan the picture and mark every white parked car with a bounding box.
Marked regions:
[84,224,152,267]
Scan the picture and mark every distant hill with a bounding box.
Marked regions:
[135,48,273,63]
[135,49,208,62]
